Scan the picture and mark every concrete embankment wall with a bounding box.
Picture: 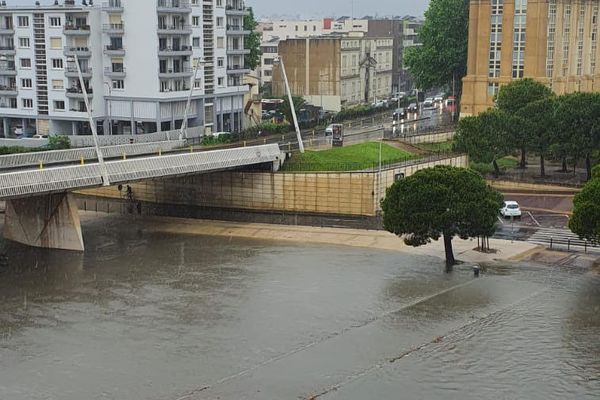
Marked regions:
[401,131,455,145]
[77,155,469,226]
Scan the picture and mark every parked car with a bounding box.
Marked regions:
[434,95,444,104]
[211,131,231,138]
[32,134,48,139]
[407,103,418,113]
[372,100,386,108]
[500,201,522,219]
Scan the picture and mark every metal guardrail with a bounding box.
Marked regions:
[0,140,186,170]
[69,127,204,148]
[0,144,282,200]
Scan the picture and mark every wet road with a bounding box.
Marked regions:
[0,216,598,399]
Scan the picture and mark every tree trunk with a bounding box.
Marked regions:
[561,157,568,173]
[492,159,500,177]
[520,148,527,169]
[586,155,592,181]
[443,234,456,273]
[540,154,546,178]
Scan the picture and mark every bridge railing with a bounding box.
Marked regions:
[69,126,204,148]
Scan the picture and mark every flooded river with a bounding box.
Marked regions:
[0,216,598,399]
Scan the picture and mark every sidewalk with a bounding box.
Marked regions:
[82,213,540,265]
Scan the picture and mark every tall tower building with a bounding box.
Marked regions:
[462,0,600,117]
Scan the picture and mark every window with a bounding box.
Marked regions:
[21,78,32,88]
[112,79,124,89]
[18,37,30,48]
[218,77,224,86]
[217,57,224,67]
[192,36,200,48]
[216,0,222,6]
[217,17,224,27]
[22,98,33,109]
[49,17,61,27]
[17,16,29,27]
[194,79,202,88]
[20,58,31,68]
[545,0,557,78]
[192,16,200,26]
[52,79,63,90]
[54,100,65,110]
[487,82,500,97]
[488,0,503,79]
[52,58,63,69]
[217,37,224,48]
[50,37,62,49]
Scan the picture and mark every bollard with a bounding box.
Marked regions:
[585,241,587,253]
[473,265,480,278]
[190,146,193,153]
[39,160,43,170]
[282,135,285,141]
[550,237,553,250]
[264,138,267,144]
[80,156,85,165]
[158,148,162,156]
[243,140,246,147]
[122,152,126,160]
[287,142,291,152]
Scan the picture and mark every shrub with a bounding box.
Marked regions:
[48,135,71,150]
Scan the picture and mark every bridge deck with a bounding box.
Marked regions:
[0,140,186,170]
[0,144,282,200]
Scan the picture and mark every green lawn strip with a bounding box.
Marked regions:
[282,142,417,172]
[417,141,454,152]
[471,156,520,175]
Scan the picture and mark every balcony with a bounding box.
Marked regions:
[103,23,125,35]
[0,26,14,35]
[0,46,15,56]
[158,45,193,56]
[0,66,17,76]
[102,0,124,13]
[64,46,92,57]
[226,25,250,35]
[65,87,94,99]
[157,0,192,13]
[226,47,250,56]
[158,67,193,78]
[104,45,126,56]
[64,24,91,35]
[0,85,17,96]
[65,66,92,78]
[225,2,249,16]
[157,24,192,35]
[226,64,250,75]
[104,66,126,78]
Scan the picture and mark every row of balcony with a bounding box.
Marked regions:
[63,24,125,35]
[157,0,192,13]
[0,84,17,96]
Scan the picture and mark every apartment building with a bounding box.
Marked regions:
[0,0,250,138]
[462,0,600,117]
[271,34,394,112]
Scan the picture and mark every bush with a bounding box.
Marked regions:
[0,146,31,155]
[239,123,291,139]
[48,135,71,150]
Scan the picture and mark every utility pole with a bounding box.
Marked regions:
[180,57,205,141]
[277,56,305,153]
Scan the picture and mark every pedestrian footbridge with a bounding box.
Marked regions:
[0,143,283,252]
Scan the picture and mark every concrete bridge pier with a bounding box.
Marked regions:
[3,193,84,252]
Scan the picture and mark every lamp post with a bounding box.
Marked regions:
[179,56,206,141]
[103,81,113,136]
[67,55,110,186]
[275,56,304,153]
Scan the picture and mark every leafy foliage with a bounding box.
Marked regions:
[403,0,468,91]
[277,96,307,125]
[381,166,503,271]
[495,78,553,115]
[48,135,71,150]
[244,7,261,70]
[570,177,600,243]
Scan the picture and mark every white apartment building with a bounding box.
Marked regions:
[0,0,250,138]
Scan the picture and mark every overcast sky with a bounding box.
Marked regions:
[5,0,429,19]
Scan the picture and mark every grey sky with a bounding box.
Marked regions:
[6,0,429,19]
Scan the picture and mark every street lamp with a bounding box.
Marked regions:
[274,56,304,153]
[179,56,206,141]
[67,55,110,186]
[103,81,113,136]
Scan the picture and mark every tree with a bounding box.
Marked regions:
[454,109,512,176]
[403,0,468,93]
[570,177,600,243]
[244,7,261,71]
[381,166,503,272]
[516,97,557,177]
[555,92,600,180]
[277,96,306,125]
[495,79,553,168]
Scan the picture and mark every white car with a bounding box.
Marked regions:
[500,201,522,219]
[32,134,48,139]
[423,98,435,108]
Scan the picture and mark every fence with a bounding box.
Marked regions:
[69,126,204,148]
[0,138,49,149]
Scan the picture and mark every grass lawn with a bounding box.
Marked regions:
[417,141,455,153]
[471,156,520,175]
[282,142,417,172]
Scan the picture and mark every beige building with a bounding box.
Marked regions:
[272,34,394,111]
[462,0,600,117]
